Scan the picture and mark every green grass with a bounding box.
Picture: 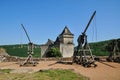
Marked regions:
[89,41,110,56]
[90,38,120,56]
[0,69,88,80]
[0,44,41,57]
[0,69,12,73]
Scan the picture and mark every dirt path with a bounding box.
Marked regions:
[0,61,120,80]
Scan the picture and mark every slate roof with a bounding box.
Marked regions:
[59,26,74,36]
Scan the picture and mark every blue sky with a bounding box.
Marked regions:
[0,0,120,45]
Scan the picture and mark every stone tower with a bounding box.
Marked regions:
[54,26,74,57]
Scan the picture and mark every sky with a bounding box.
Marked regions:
[0,0,120,46]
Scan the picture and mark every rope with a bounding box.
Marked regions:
[92,13,97,42]
[95,14,97,41]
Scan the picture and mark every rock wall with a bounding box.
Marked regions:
[40,45,49,58]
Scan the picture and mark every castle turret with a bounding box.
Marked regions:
[59,26,74,44]
[55,26,74,57]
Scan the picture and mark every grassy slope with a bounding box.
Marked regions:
[0,69,88,80]
[0,44,41,57]
[90,38,120,56]
[89,41,109,56]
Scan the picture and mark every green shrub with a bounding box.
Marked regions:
[46,47,62,57]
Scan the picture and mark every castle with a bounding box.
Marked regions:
[40,26,74,58]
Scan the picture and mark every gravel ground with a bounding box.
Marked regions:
[0,61,120,80]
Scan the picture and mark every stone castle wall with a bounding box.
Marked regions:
[60,43,74,57]
[40,45,49,58]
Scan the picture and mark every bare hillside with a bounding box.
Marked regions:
[0,48,9,56]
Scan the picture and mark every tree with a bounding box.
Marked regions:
[46,47,62,57]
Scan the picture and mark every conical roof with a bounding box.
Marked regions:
[59,26,74,36]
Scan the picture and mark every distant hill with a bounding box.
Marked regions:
[90,38,120,56]
[0,38,120,57]
[74,38,120,56]
[0,44,41,57]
